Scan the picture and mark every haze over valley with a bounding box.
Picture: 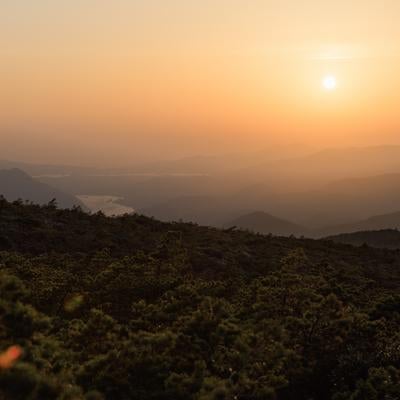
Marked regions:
[3,144,400,242]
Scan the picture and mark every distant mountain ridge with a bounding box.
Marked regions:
[225,211,306,237]
[0,168,85,209]
[231,145,400,187]
[317,210,400,237]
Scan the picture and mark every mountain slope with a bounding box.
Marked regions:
[0,168,85,209]
[225,211,306,236]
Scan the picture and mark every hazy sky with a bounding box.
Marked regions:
[1,1,400,165]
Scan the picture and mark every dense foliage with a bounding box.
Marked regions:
[1,198,400,399]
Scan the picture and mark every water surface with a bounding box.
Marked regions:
[77,195,134,217]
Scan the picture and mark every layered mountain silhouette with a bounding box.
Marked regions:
[6,145,400,233]
[0,168,85,209]
[230,145,400,189]
[228,173,400,228]
[33,145,400,228]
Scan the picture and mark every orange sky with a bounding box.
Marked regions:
[1,1,400,165]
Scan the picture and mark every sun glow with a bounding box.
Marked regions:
[323,75,337,90]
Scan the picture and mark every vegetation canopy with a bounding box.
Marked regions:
[1,198,400,399]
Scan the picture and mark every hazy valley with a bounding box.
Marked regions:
[5,144,400,244]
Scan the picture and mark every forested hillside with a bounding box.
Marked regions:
[1,198,400,399]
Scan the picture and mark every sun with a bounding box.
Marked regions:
[322,75,337,90]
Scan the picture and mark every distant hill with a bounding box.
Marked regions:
[317,210,400,237]
[326,229,400,249]
[225,211,306,236]
[0,168,85,209]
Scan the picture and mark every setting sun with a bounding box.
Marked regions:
[322,75,337,91]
